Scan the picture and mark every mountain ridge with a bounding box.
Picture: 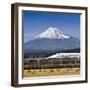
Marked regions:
[24,27,80,58]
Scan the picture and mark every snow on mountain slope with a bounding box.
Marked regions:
[33,27,70,40]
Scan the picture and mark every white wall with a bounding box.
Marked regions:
[0,0,89,90]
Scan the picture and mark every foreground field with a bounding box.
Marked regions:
[24,68,80,77]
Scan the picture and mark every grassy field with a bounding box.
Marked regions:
[24,68,80,77]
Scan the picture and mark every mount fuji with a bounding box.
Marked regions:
[33,27,70,40]
[24,27,80,58]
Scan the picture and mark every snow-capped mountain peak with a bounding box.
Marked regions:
[33,27,70,40]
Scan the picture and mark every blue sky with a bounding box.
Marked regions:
[23,11,80,43]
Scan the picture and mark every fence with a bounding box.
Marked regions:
[24,57,80,69]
